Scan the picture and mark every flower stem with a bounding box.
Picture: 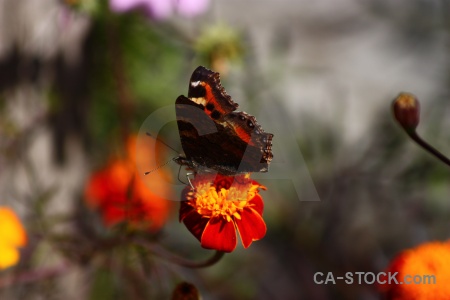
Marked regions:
[407,131,450,167]
[0,263,69,289]
[134,240,225,268]
[107,18,133,144]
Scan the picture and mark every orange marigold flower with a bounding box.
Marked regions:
[84,136,172,231]
[0,207,27,270]
[179,174,267,252]
[379,241,450,300]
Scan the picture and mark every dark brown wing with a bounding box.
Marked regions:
[186,66,238,120]
[175,66,273,175]
[222,111,273,172]
[176,96,273,175]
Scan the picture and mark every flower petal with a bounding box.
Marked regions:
[110,0,144,13]
[143,0,173,20]
[101,205,126,226]
[0,208,26,270]
[176,0,209,17]
[0,244,20,270]
[179,200,194,222]
[182,209,209,242]
[235,208,266,248]
[249,194,264,215]
[201,217,237,252]
[0,208,27,247]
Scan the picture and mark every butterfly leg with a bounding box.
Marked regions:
[176,164,186,185]
[186,173,195,190]
[176,165,195,189]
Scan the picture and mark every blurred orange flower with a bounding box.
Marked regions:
[84,136,172,231]
[0,207,27,270]
[379,241,450,300]
[179,174,267,252]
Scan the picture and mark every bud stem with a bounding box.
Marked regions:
[407,131,450,167]
[134,240,225,268]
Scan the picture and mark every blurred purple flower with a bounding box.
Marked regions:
[110,0,209,20]
[176,0,209,17]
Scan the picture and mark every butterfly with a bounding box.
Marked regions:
[174,66,273,176]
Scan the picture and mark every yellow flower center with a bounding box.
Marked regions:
[187,179,261,223]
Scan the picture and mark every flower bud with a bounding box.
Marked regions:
[194,24,243,76]
[392,92,420,133]
[171,282,200,300]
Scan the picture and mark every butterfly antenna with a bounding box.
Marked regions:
[144,159,174,175]
[146,132,179,154]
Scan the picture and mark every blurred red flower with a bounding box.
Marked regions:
[0,207,27,270]
[179,174,267,252]
[379,241,450,300]
[84,136,172,231]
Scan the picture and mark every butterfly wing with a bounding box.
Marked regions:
[175,66,273,175]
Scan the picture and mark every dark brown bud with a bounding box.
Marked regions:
[171,282,200,300]
[392,92,420,133]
